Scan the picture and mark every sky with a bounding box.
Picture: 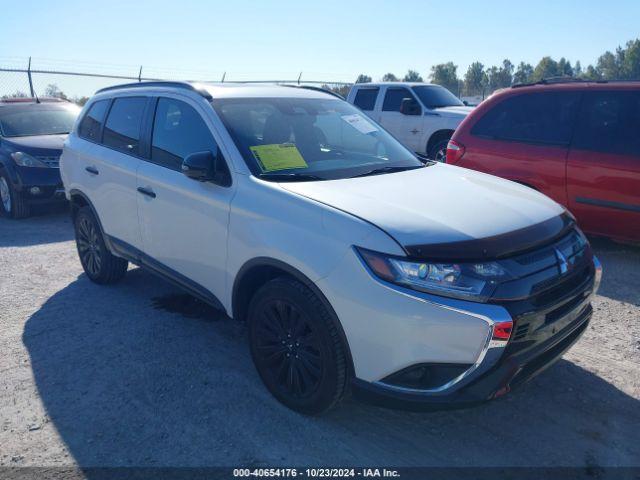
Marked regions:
[1,0,639,97]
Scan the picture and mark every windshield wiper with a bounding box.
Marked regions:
[258,173,326,182]
[350,165,424,179]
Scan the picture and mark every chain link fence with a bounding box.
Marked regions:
[0,57,353,104]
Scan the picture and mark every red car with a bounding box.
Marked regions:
[447,80,640,243]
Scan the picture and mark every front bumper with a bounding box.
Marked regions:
[13,166,65,203]
[352,302,592,410]
[318,234,601,410]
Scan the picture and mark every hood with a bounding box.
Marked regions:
[3,134,67,152]
[432,105,474,117]
[281,164,567,259]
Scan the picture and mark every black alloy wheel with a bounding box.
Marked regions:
[248,277,348,414]
[74,206,128,284]
[254,298,324,399]
[76,214,103,277]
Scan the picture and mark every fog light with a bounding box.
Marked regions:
[29,187,42,195]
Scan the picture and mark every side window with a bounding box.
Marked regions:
[103,97,147,155]
[382,88,415,112]
[353,88,379,111]
[78,100,109,142]
[573,91,640,157]
[471,92,580,145]
[151,98,219,171]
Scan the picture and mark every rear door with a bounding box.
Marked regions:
[567,89,640,241]
[465,91,580,204]
[351,86,380,118]
[77,96,148,250]
[136,95,235,304]
[378,87,423,152]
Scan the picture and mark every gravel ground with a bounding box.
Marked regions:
[0,208,639,470]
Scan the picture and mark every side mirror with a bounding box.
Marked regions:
[400,98,421,116]
[182,150,231,186]
[463,100,469,106]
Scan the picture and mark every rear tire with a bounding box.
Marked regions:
[74,206,128,284]
[0,172,30,219]
[248,277,348,415]
[428,138,450,163]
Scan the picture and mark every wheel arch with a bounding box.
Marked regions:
[0,156,20,185]
[68,189,113,250]
[232,257,355,376]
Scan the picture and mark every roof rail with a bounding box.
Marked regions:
[282,84,345,100]
[95,81,212,100]
[512,77,605,88]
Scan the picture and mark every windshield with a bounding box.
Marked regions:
[0,105,80,137]
[211,97,423,181]
[412,86,464,109]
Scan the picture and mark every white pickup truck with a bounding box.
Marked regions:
[346,82,473,161]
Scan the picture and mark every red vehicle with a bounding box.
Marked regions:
[447,80,640,243]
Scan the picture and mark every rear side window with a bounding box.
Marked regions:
[382,88,416,112]
[471,92,580,145]
[103,97,147,155]
[151,98,219,171]
[353,88,379,111]
[572,91,640,157]
[78,100,109,142]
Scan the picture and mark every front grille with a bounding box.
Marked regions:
[495,227,595,354]
[513,323,530,341]
[35,156,60,168]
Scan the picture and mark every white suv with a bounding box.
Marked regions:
[347,82,473,161]
[61,81,601,414]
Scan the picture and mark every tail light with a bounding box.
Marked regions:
[446,140,466,164]
[492,320,513,341]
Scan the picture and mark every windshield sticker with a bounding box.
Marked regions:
[341,114,378,134]
[250,144,308,172]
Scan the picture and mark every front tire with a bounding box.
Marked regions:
[248,277,349,415]
[0,172,30,219]
[74,206,128,284]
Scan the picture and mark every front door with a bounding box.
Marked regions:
[567,90,640,241]
[378,87,423,152]
[136,96,235,304]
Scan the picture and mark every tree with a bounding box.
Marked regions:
[532,56,560,81]
[2,90,28,99]
[355,74,372,84]
[382,72,399,81]
[574,61,583,78]
[73,96,90,106]
[44,83,68,100]
[557,57,574,77]
[596,51,621,79]
[621,38,640,80]
[402,69,423,82]
[513,62,534,84]
[486,59,514,91]
[583,64,601,80]
[429,62,459,94]
[463,62,485,96]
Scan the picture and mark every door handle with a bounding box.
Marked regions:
[137,186,156,199]
[410,128,419,135]
[85,166,99,175]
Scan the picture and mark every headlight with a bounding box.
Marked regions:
[10,152,48,168]
[356,247,511,302]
